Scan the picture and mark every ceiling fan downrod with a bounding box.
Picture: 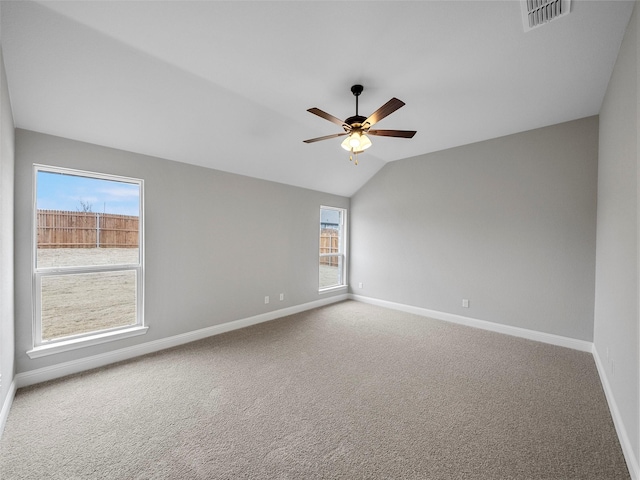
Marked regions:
[351,84,363,117]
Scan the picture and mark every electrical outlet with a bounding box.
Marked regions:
[462,299,469,308]
[279,293,284,301]
[358,282,363,288]
[264,296,269,304]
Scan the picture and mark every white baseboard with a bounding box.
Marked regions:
[15,294,348,389]
[349,294,593,352]
[0,380,17,438]
[592,346,639,480]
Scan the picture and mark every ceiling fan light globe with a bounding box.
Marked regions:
[349,132,362,149]
[341,136,352,151]
[359,134,372,150]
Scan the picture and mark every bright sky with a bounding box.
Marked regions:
[37,170,140,216]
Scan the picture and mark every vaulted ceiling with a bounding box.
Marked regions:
[1,1,635,196]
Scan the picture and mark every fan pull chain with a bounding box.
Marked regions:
[349,151,359,165]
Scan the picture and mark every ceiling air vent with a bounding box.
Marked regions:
[521,0,571,32]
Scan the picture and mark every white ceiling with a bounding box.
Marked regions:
[0,1,635,197]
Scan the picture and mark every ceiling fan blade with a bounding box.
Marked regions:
[307,108,349,128]
[364,98,405,128]
[367,129,417,138]
[303,132,348,143]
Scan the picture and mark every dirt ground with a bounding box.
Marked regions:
[38,248,138,341]
[319,264,340,289]
[37,247,139,268]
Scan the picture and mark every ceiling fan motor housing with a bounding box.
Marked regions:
[345,115,367,130]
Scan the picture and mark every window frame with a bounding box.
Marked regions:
[319,205,348,292]
[28,165,147,358]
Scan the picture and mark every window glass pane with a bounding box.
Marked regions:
[320,208,341,231]
[36,171,140,269]
[41,270,137,341]
[319,206,346,290]
[320,211,340,258]
[319,255,343,289]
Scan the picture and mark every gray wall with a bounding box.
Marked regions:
[14,129,348,374]
[0,43,15,415]
[594,0,639,463]
[350,116,599,341]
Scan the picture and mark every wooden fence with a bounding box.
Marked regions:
[320,228,340,267]
[37,210,139,248]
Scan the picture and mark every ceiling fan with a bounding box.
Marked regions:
[303,84,417,165]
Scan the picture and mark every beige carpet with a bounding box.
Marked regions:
[0,301,630,479]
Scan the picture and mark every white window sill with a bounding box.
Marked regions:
[27,325,149,359]
[319,285,348,294]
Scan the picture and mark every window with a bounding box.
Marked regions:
[319,206,347,290]
[29,165,146,358]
